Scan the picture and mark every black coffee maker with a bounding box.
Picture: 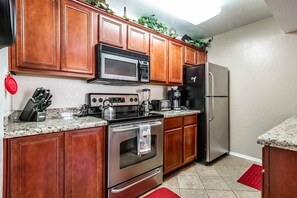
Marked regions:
[168,87,181,110]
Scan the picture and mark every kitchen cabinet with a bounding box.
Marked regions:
[65,127,105,198]
[164,128,183,174]
[168,41,183,84]
[61,1,95,75]
[12,0,61,71]
[99,15,126,48]
[262,146,297,198]
[150,34,168,83]
[4,127,105,198]
[127,25,149,54]
[197,51,207,65]
[9,133,65,198]
[163,115,198,174]
[184,46,196,65]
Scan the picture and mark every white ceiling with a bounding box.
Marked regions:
[107,0,272,39]
[265,0,297,33]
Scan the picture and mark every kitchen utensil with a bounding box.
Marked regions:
[102,99,115,119]
[4,73,18,95]
[141,89,151,112]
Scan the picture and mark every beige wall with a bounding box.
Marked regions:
[208,17,297,159]
[0,47,12,196]
[12,76,166,110]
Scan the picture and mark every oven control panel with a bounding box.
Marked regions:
[88,93,139,107]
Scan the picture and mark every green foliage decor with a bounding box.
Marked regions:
[186,37,213,50]
[83,0,114,14]
[133,15,178,38]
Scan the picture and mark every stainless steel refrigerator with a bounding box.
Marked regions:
[180,62,229,164]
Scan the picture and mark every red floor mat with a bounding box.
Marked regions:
[237,164,262,190]
[144,187,180,198]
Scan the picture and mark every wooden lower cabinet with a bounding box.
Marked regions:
[183,125,197,163]
[9,133,65,198]
[65,127,105,198]
[262,146,297,198]
[4,127,105,198]
[163,115,198,174]
[164,128,183,174]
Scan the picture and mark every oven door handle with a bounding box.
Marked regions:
[112,126,139,132]
[149,121,162,127]
[111,168,161,193]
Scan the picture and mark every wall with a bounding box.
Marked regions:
[0,47,12,197]
[208,17,297,159]
[12,76,167,110]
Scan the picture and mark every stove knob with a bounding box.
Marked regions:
[134,98,138,102]
[92,98,97,103]
[130,98,133,102]
[98,98,103,102]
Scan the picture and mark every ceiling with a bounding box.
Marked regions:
[107,0,272,39]
[265,0,297,33]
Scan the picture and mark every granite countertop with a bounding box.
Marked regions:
[4,116,107,139]
[257,115,297,151]
[151,110,201,118]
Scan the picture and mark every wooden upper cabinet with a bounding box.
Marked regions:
[168,41,183,84]
[197,51,207,65]
[127,25,149,54]
[184,46,196,66]
[99,15,126,48]
[150,34,168,82]
[61,1,94,75]
[14,0,60,70]
[10,133,64,198]
[65,127,105,198]
[183,124,197,163]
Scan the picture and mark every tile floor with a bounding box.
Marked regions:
[141,155,261,198]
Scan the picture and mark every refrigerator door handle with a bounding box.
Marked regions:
[209,72,215,121]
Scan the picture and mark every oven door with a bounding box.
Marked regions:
[108,119,163,188]
[101,52,139,82]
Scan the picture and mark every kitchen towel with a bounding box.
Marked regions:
[137,123,151,157]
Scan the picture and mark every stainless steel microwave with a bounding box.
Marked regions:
[88,44,150,85]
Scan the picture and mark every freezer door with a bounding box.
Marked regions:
[206,97,229,162]
[205,63,229,97]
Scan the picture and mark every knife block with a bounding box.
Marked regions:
[31,111,46,122]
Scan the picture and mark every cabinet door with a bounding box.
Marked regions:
[127,26,149,54]
[61,2,94,75]
[168,41,183,84]
[99,15,126,48]
[10,133,64,198]
[65,127,105,198]
[164,128,183,174]
[14,0,60,70]
[183,124,197,163]
[197,51,207,65]
[184,46,196,65]
[150,34,168,82]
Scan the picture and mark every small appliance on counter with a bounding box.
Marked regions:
[168,87,181,110]
[139,88,152,112]
[151,100,171,111]
[19,87,52,122]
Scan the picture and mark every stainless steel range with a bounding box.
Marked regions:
[88,93,164,198]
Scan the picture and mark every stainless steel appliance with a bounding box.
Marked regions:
[168,88,181,110]
[88,44,150,85]
[87,93,164,198]
[0,0,16,48]
[151,100,171,111]
[180,62,229,164]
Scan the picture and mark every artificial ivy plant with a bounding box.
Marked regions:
[83,0,114,14]
[186,37,213,50]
